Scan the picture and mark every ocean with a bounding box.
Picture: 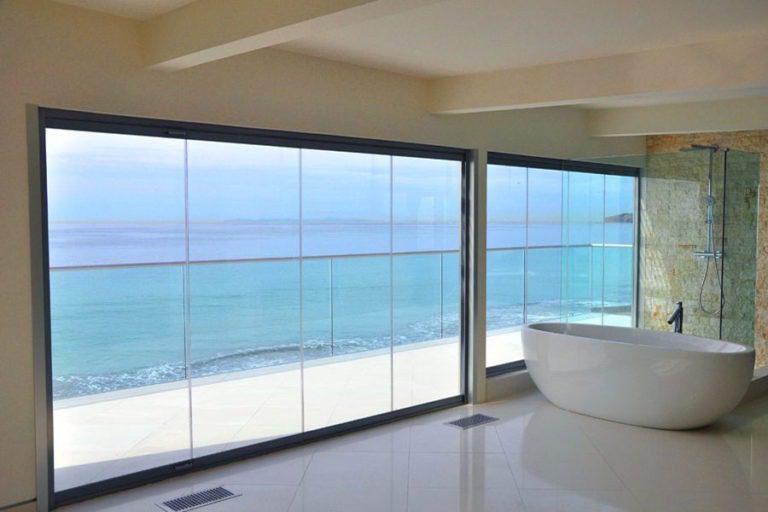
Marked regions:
[49,222,634,399]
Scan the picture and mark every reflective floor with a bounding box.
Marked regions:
[59,388,768,512]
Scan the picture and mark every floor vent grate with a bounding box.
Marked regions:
[157,486,241,512]
[446,413,499,430]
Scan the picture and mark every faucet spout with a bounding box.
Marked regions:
[667,301,684,334]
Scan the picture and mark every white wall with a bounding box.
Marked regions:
[0,0,643,508]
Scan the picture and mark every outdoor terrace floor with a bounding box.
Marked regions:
[54,331,524,491]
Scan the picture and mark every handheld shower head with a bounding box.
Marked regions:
[706,195,715,219]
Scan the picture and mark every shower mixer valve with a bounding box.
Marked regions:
[693,250,723,259]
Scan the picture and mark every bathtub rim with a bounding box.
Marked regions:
[524,322,755,357]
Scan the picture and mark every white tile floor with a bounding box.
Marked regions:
[59,389,768,512]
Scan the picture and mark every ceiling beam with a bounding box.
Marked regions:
[428,34,768,114]
[143,0,445,71]
[586,96,768,137]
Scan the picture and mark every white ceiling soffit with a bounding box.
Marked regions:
[587,95,768,136]
[51,0,197,20]
[580,86,768,109]
[279,0,768,78]
[427,34,768,114]
[141,0,448,70]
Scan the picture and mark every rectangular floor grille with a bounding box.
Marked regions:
[446,413,499,430]
[157,486,241,512]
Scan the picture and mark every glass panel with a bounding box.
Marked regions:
[720,150,759,346]
[486,165,526,366]
[563,246,599,322]
[302,150,393,430]
[486,162,637,369]
[392,157,461,408]
[392,157,460,253]
[562,172,604,324]
[441,251,461,339]
[603,175,636,327]
[302,149,391,257]
[303,258,333,360]
[303,255,392,429]
[187,141,300,261]
[187,141,301,457]
[393,254,441,346]
[45,130,187,267]
[640,152,710,336]
[641,148,760,339]
[487,165,526,249]
[527,247,564,322]
[638,147,759,357]
[46,129,189,490]
[486,249,524,366]
[527,169,564,322]
[188,261,301,453]
[527,168,563,247]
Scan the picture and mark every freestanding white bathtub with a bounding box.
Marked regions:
[522,323,755,430]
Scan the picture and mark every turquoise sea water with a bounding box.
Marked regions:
[50,223,633,399]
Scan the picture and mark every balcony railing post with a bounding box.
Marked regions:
[440,252,444,340]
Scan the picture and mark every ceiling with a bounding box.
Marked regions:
[50,0,768,78]
[52,0,196,20]
[48,0,768,114]
[278,0,768,77]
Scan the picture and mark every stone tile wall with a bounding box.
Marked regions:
[645,131,767,366]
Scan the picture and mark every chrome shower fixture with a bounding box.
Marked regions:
[678,143,729,318]
[694,144,719,151]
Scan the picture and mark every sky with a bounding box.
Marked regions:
[46,129,634,226]
[46,129,462,224]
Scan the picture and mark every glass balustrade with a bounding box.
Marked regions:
[51,243,634,401]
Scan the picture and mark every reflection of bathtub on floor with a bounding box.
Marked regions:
[522,323,754,429]
[517,402,758,505]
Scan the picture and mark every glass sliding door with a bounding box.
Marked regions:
[186,141,301,456]
[392,156,461,409]
[526,168,564,323]
[485,154,638,372]
[562,171,605,323]
[301,150,393,429]
[46,129,190,491]
[562,171,636,327]
[486,165,526,367]
[602,175,636,326]
[43,112,466,501]
[561,169,636,327]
